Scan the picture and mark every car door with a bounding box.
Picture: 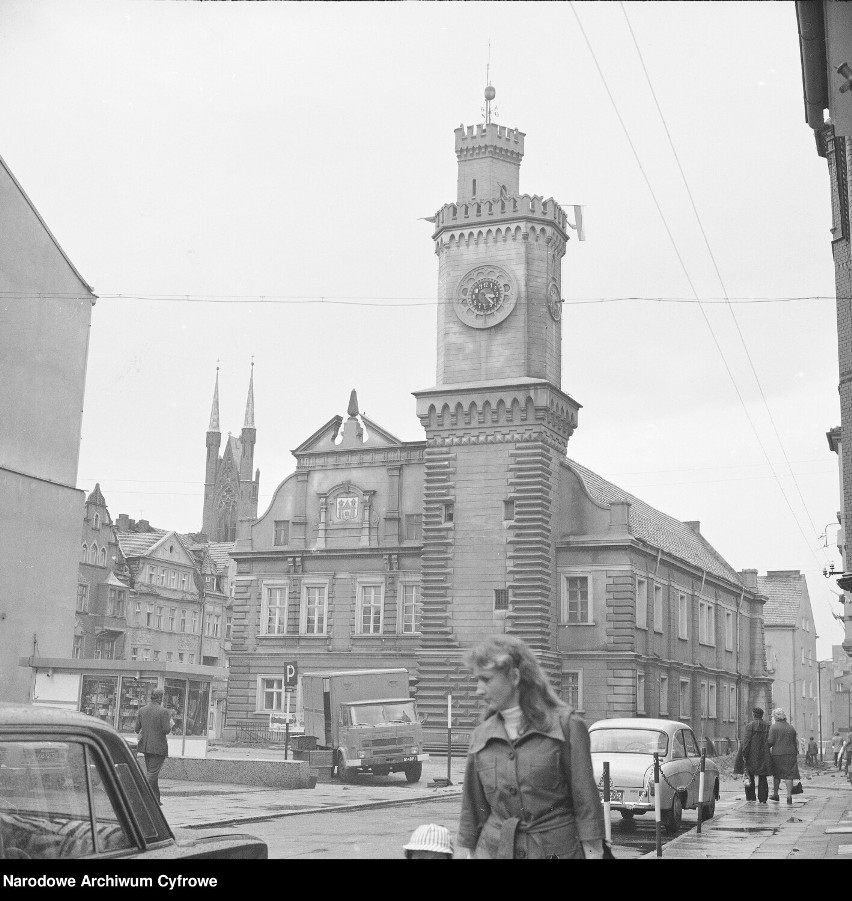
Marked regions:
[661,729,693,800]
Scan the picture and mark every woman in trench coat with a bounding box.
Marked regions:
[457,634,605,859]
[768,708,799,805]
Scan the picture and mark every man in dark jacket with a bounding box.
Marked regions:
[741,707,771,803]
[135,688,172,805]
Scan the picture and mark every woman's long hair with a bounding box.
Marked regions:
[465,634,564,732]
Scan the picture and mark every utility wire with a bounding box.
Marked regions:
[568,2,830,575]
[619,1,831,568]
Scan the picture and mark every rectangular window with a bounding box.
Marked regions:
[443,503,454,524]
[357,584,384,634]
[142,648,151,662]
[503,500,515,520]
[653,584,663,632]
[133,601,141,625]
[116,591,126,618]
[637,672,646,713]
[399,583,419,634]
[188,654,195,665]
[108,588,117,616]
[563,575,591,624]
[155,606,163,629]
[700,681,708,717]
[145,605,153,628]
[76,583,89,613]
[168,570,177,589]
[158,568,166,587]
[725,610,734,650]
[166,651,173,662]
[494,589,509,611]
[72,635,83,659]
[180,572,188,592]
[636,578,648,629]
[404,514,422,542]
[729,686,737,722]
[273,520,290,546]
[261,586,288,636]
[678,593,689,639]
[178,652,185,663]
[259,677,284,712]
[699,601,715,646]
[679,679,690,718]
[152,650,160,662]
[180,611,187,633]
[301,584,328,635]
[191,611,199,634]
[801,648,806,666]
[564,671,582,710]
[168,608,175,631]
[226,615,233,640]
[147,567,155,584]
[709,683,717,718]
[131,646,139,661]
[659,675,669,715]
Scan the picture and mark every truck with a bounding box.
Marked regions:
[302,668,428,783]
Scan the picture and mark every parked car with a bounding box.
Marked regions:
[588,718,720,834]
[0,702,267,860]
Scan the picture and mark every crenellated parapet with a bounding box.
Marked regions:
[432,193,570,244]
[454,122,525,160]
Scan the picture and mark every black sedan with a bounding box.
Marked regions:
[0,702,267,860]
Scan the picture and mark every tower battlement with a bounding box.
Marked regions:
[432,192,569,239]
[454,123,526,160]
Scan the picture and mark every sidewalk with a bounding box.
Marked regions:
[645,770,852,859]
[160,751,464,830]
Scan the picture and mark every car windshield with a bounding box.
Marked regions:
[589,728,669,756]
[348,701,416,726]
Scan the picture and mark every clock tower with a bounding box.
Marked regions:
[414,88,582,728]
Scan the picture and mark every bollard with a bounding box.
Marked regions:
[602,761,612,843]
[654,752,662,858]
[697,750,706,833]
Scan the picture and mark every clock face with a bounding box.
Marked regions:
[548,283,562,321]
[454,266,516,328]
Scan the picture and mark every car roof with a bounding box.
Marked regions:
[588,718,690,732]
[0,701,119,736]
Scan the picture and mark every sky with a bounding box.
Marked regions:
[1,1,846,656]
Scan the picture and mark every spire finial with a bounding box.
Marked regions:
[483,39,496,125]
[244,360,255,429]
[347,389,359,418]
[208,363,220,431]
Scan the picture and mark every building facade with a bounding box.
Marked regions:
[0,153,96,702]
[758,570,820,744]
[797,3,852,657]
[224,96,771,744]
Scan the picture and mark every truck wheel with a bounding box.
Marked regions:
[337,752,356,784]
[404,762,422,783]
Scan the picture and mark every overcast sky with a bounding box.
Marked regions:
[2,1,845,656]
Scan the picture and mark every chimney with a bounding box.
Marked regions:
[116,513,130,531]
[137,519,150,532]
[684,521,701,534]
[739,568,758,589]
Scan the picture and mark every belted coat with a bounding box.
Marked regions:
[741,719,772,776]
[458,705,605,859]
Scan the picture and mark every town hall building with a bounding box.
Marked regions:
[223,90,772,746]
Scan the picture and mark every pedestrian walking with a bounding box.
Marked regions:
[135,688,172,805]
[843,731,852,776]
[402,824,454,859]
[767,708,799,806]
[831,730,844,767]
[457,634,606,859]
[740,707,772,803]
[805,736,819,766]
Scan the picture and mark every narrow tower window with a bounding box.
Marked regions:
[472,178,477,197]
[503,500,515,521]
[494,589,509,611]
[443,503,454,524]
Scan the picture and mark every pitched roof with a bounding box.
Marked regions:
[115,529,166,558]
[756,572,806,627]
[206,542,236,570]
[564,458,742,585]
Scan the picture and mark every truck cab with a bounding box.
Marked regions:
[302,669,428,784]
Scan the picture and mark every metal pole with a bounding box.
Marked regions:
[284,721,290,760]
[602,761,612,843]
[654,752,662,857]
[817,661,824,761]
[446,693,453,785]
[697,750,706,834]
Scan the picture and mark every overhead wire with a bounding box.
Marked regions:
[568,2,835,591]
[618,1,832,570]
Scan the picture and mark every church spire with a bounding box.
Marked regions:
[208,364,220,431]
[243,360,255,429]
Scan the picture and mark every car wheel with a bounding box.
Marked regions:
[702,785,717,819]
[663,791,683,834]
[404,762,422,783]
[337,751,356,784]
[619,810,635,820]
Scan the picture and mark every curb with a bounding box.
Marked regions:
[176,787,465,830]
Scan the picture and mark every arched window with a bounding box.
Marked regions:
[81,543,88,563]
[89,544,98,564]
[98,547,107,566]
[93,512,100,529]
